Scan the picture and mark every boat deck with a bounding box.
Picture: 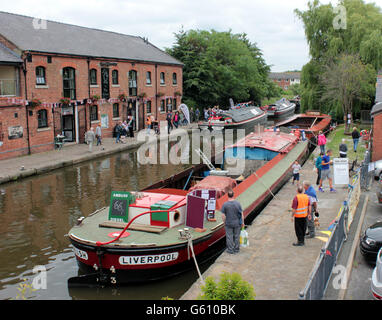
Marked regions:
[69,207,224,248]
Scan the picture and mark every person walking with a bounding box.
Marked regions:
[166,111,173,134]
[115,122,123,143]
[127,115,134,138]
[318,149,336,193]
[352,127,360,152]
[146,115,152,135]
[291,186,311,246]
[339,139,348,158]
[291,160,301,185]
[220,190,245,254]
[303,181,318,239]
[95,125,102,146]
[315,152,324,186]
[85,127,96,152]
[317,131,327,154]
[195,108,200,122]
[173,111,180,128]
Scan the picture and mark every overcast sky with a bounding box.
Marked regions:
[1,0,381,72]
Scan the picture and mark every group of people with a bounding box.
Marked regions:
[84,125,102,152]
[203,106,221,121]
[115,116,135,143]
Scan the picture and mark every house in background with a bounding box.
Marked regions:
[269,72,301,90]
[0,11,183,160]
[371,71,382,162]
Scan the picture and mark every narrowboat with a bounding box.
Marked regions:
[263,98,296,119]
[198,104,267,134]
[67,130,309,286]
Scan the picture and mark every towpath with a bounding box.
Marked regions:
[181,147,356,300]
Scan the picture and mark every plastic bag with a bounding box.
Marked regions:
[240,228,249,247]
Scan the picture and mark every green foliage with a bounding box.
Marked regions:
[166,29,274,109]
[198,272,255,300]
[295,0,381,114]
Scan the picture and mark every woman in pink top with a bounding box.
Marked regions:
[317,131,326,154]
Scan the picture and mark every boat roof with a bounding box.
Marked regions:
[227,131,298,153]
[221,106,264,123]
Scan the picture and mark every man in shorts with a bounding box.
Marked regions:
[318,149,336,193]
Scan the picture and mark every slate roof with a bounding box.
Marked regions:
[0,11,182,66]
[0,42,22,63]
[376,73,382,103]
[269,72,301,80]
[371,102,382,117]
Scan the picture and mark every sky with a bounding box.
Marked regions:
[0,0,381,72]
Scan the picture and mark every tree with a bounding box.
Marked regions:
[295,0,382,118]
[166,29,274,109]
[320,54,375,132]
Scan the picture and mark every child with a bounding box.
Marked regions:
[292,160,301,185]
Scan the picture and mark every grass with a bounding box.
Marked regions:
[324,124,367,162]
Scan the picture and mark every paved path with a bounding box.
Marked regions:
[181,153,351,300]
[0,124,198,185]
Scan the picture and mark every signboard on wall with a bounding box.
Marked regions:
[8,126,23,140]
[101,114,109,128]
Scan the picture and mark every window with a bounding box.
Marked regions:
[146,71,152,85]
[128,70,137,96]
[37,109,48,128]
[90,105,98,121]
[36,66,46,85]
[113,103,119,118]
[160,72,165,85]
[172,73,177,85]
[89,69,97,85]
[63,67,76,100]
[173,98,177,110]
[160,99,165,112]
[146,101,152,114]
[112,70,119,85]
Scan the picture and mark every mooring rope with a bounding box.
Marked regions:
[186,232,205,285]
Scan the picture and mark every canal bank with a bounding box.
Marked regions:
[0,124,198,185]
[180,147,361,300]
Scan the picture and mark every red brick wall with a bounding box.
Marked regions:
[0,49,183,160]
[372,113,382,162]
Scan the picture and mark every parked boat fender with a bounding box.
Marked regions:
[240,228,249,247]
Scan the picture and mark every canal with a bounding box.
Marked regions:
[0,120,283,300]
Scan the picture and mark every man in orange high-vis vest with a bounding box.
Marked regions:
[291,186,311,246]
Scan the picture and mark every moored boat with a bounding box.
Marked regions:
[198,103,267,134]
[272,111,332,142]
[262,98,296,119]
[67,130,309,286]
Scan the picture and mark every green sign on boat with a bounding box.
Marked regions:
[108,191,134,222]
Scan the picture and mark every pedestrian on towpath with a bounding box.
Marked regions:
[95,125,102,146]
[85,127,96,152]
[291,186,311,246]
[315,152,324,186]
[292,160,301,185]
[303,181,318,239]
[318,149,336,193]
[317,131,327,154]
[352,127,360,152]
[221,190,244,254]
[339,139,348,158]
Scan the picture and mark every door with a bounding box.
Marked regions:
[62,115,74,142]
[101,68,110,100]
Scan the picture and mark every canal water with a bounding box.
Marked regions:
[0,120,283,300]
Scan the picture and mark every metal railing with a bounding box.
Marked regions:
[298,172,360,300]
[0,79,18,96]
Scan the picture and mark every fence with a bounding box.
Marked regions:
[298,171,360,300]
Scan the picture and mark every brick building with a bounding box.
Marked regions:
[0,11,183,160]
[371,72,382,162]
[269,72,300,90]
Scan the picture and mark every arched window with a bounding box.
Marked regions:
[172,73,177,85]
[89,68,97,85]
[37,109,48,128]
[146,71,152,85]
[112,70,119,85]
[128,70,137,96]
[160,72,165,85]
[63,67,76,100]
[36,66,46,85]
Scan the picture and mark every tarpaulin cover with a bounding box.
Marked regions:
[189,176,237,198]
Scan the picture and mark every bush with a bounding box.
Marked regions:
[198,272,255,300]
